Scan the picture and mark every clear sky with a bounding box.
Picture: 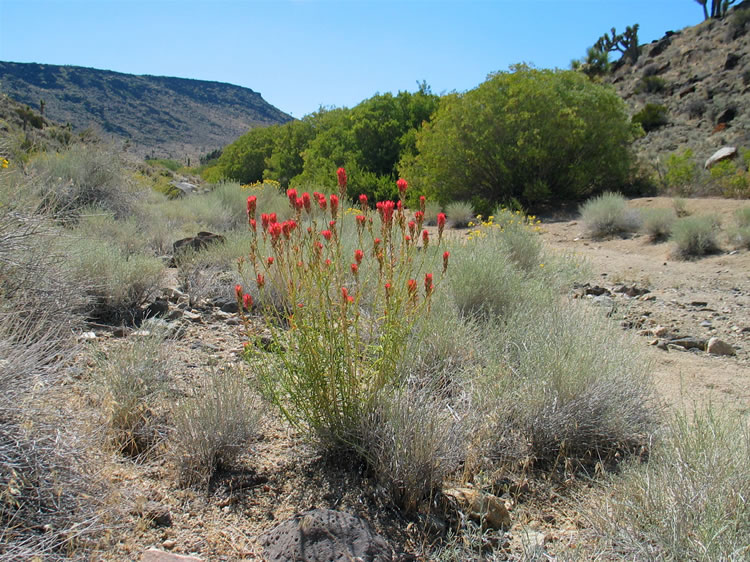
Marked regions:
[1,0,702,118]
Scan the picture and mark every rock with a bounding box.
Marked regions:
[443,487,511,530]
[260,508,394,562]
[161,539,176,550]
[584,285,610,296]
[182,310,202,323]
[141,549,201,562]
[668,336,706,351]
[715,107,737,126]
[653,325,669,337]
[615,284,650,297]
[78,331,97,341]
[656,340,670,351]
[146,298,170,319]
[704,146,737,169]
[211,296,239,314]
[172,232,226,262]
[171,181,198,196]
[706,337,736,356]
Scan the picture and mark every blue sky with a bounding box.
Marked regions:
[1,0,701,118]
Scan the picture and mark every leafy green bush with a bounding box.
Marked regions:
[641,207,677,242]
[445,201,474,228]
[632,103,668,132]
[579,192,642,239]
[588,407,750,560]
[663,149,699,195]
[670,214,721,258]
[171,367,262,486]
[709,159,750,198]
[400,65,638,205]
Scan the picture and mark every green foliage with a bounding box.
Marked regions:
[400,66,637,206]
[594,24,641,64]
[670,214,721,258]
[709,159,750,198]
[663,149,699,195]
[146,158,182,172]
[216,125,277,184]
[636,75,667,94]
[579,192,642,239]
[632,103,668,132]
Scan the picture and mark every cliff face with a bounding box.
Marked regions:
[0,61,293,159]
[605,10,750,166]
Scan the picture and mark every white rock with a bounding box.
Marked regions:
[704,146,737,169]
[706,337,736,356]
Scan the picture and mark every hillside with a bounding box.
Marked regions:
[0,61,292,160]
[605,9,750,166]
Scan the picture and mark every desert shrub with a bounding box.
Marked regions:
[636,76,667,94]
[171,366,262,486]
[423,199,442,226]
[146,158,182,172]
[632,103,668,132]
[588,407,750,560]
[663,149,699,195]
[28,144,138,220]
[480,300,657,468]
[579,192,642,238]
[673,196,691,217]
[670,214,721,258]
[68,236,165,323]
[728,205,750,249]
[74,206,152,257]
[445,200,474,228]
[685,98,706,119]
[709,159,750,198]
[641,207,677,242]
[92,322,171,456]
[400,65,637,206]
[357,386,469,512]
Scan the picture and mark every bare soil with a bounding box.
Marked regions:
[75,197,749,560]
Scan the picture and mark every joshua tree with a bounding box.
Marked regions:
[594,24,640,65]
[695,0,738,19]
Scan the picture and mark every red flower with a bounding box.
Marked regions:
[325,258,332,267]
[318,195,327,211]
[235,284,243,299]
[302,192,311,213]
[329,220,336,229]
[359,193,368,210]
[261,213,270,231]
[321,230,332,241]
[249,218,257,232]
[424,273,434,297]
[330,194,339,218]
[355,214,366,229]
[419,195,426,213]
[354,249,364,264]
[286,188,298,206]
[422,229,429,248]
[242,293,253,310]
[337,167,347,189]
[269,222,283,241]
[396,178,408,196]
[246,195,257,218]
[437,212,446,241]
[350,263,358,275]
[384,282,392,298]
[377,200,395,228]
[442,251,450,273]
[295,197,304,211]
[257,273,265,288]
[269,213,278,224]
[282,219,297,239]
[405,235,411,243]
[341,286,353,303]
[408,220,416,237]
[267,256,275,266]
[407,279,417,299]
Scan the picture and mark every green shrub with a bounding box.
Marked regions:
[728,206,750,249]
[400,65,637,205]
[146,158,182,172]
[579,192,642,239]
[632,103,668,132]
[709,159,750,198]
[588,407,750,560]
[636,76,667,94]
[92,321,171,456]
[670,215,721,258]
[663,149,699,195]
[445,201,475,228]
[641,207,677,242]
[171,367,262,486]
[673,196,691,217]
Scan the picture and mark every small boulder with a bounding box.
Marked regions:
[443,487,511,530]
[704,147,737,169]
[668,336,706,351]
[171,232,226,263]
[706,337,736,356]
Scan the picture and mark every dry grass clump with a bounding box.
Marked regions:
[445,200,475,228]
[641,207,677,242]
[171,366,262,487]
[669,214,721,259]
[728,206,750,249]
[587,407,750,560]
[579,192,641,239]
[91,322,172,457]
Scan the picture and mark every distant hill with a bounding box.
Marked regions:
[604,9,750,166]
[0,61,293,160]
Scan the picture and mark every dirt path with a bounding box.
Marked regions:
[540,196,750,414]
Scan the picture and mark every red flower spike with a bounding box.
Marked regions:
[329,220,336,229]
[257,273,265,288]
[318,196,327,211]
[286,188,298,207]
[249,218,257,232]
[419,195,426,213]
[269,213,278,224]
[405,235,411,243]
[437,213,446,240]
[261,213,270,231]
[354,249,364,264]
[396,178,408,196]
[246,195,257,218]
[414,211,425,231]
[424,273,434,298]
[355,214,366,231]
[295,197,304,211]
[321,230,332,241]
[330,194,339,218]
[422,229,429,248]
[443,251,450,273]
[243,293,253,310]
[359,194,368,211]
[270,222,283,241]
[351,263,358,275]
[407,279,417,299]
[267,256,274,266]
[325,258,332,267]
[302,192,311,213]
[235,284,243,299]
[384,282,392,298]
[341,286,354,303]
[337,167,347,189]
[408,220,416,237]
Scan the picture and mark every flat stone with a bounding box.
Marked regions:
[668,336,706,351]
[141,548,202,561]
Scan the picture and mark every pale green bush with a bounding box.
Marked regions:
[670,214,721,258]
[641,207,677,242]
[445,201,475,228]
[580,192,641,239]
